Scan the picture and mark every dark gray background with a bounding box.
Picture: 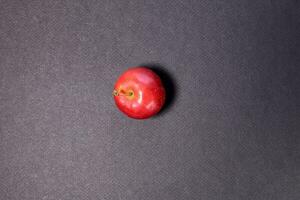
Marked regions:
[0,0,299,199]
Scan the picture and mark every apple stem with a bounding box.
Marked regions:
[113,90,133,97]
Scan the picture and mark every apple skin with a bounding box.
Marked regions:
[113,67,166,119]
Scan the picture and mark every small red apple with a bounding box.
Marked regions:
[113,67,166,119]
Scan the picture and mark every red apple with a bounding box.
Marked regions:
[113,67,166,119]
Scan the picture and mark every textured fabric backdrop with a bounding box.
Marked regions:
[0,0,299,199]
